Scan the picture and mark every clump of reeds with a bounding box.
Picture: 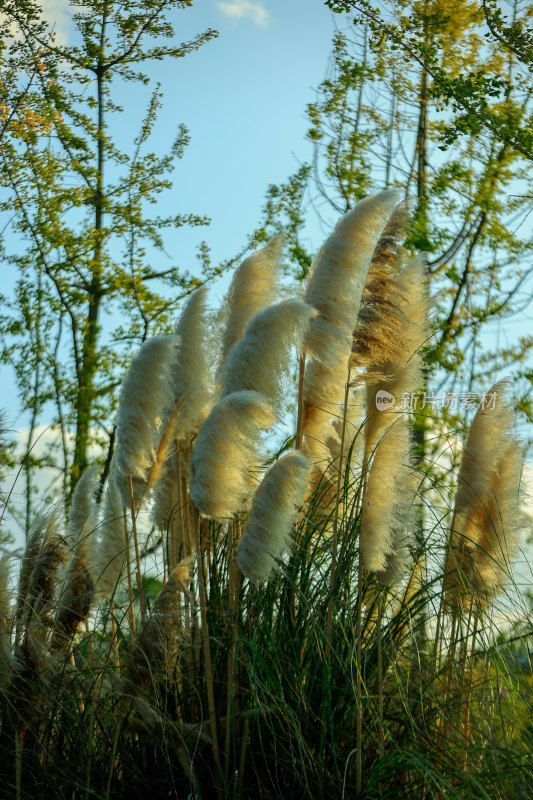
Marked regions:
[1,196,530,800]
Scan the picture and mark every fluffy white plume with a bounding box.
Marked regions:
[360,415,415,576]
[126,556,193,687]
[237,450,312,583]
[302,191,400,461]
[362,255,429,462]
[94,475,127,598]
[173,286,213,439]
[219,235,284,368]
[446,380,524,603]
[68,465,100,572]
[304,190,400,367]
[151,458,180,532]
[114,335,177,507]
[220,299,315,410]
[190,391,276,520]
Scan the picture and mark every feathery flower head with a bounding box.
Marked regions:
[237,450,312,583]
[190,390,276,520]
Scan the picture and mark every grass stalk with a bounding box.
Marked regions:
[225,520,240,780]
[356,556,363,795]
[15,726,23,800]
[128,475,146,622]
[122,511,135,636]
[377,585,384,761]
[237,717,250,800]
[191,505,223,800]
[295,354,306,450]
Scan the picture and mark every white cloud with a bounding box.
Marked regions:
[216,0,271,27]
[0,0,71,46]
[41,0,71,46]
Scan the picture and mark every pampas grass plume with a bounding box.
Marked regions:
[173,286,213,439]
[301,191,399,463]
[190,391,276,520]
[237,450,312,583]
[360,415,415,575]
[68,464,99,540]
[221,299,314,410]
[14,509,67,669]
[115,335,177,507]
[304,190,400,367]
[220,235,284,367]
[95,475,127,598]
[362,254,429,461]
[447,379,523,602]
[126,555,193,689]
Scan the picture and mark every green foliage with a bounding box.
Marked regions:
[250,1,533,447]
[0,1,220,528]
[326,0,533,161]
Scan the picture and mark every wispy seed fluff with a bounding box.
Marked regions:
[360,415,416,577]
[445,380,523,605]
[172,286,213,439]
[114,334,177,508]
[67,464,99,588]
[151,290,213,530]
[220,299,315,411]
[219,234,284,369]
[304,190,400,370]
[15,509,67,668]
[125,556,193,690]
[94,474,127,599]
[68,464,99,540]
[53,466,99,651]
[363,199,413,287]
[361,255,429,462]
[190,391,276,520]
[352,200,414,375]
[237,450,312,583]
[302,191,400,460]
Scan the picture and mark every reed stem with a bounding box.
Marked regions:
[295,354,306,449]
[192,506,223,799]
[122,511,135,637]
[377,586,384,761]
[128,475,145,622]
[356,556,363,794]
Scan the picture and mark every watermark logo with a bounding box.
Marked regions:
[375,389,396,411]
[374,390,498,413]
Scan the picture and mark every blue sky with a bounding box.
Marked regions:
[2,0,341,424]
